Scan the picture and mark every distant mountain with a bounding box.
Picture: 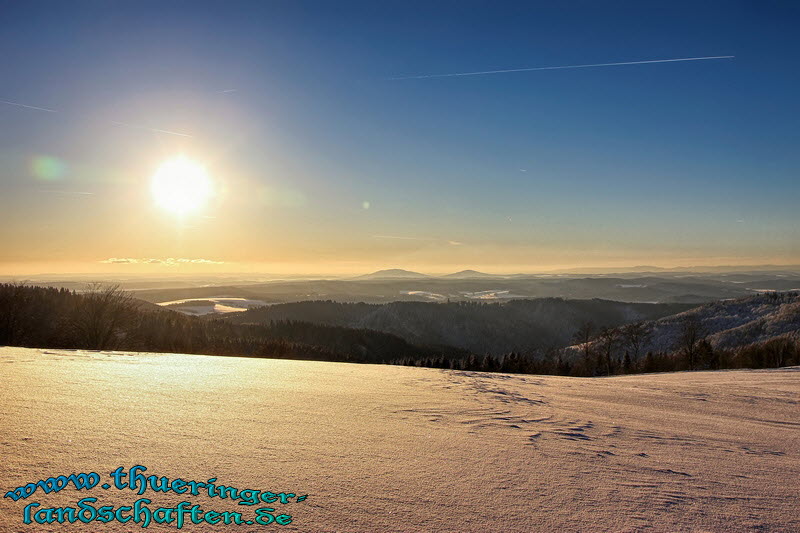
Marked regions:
[224,298,694,355]
[552,265,800,275]
[354,269,430,280]
[441,270,501,279]
[549,265,671,274]
[133,272,796,307]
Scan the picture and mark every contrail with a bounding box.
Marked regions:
[373,234,437,241]
[0,99,58,113]
[109,121,193,138]
[388,55,734,80]
[149,127,192,137]
[373,235,463,245]
[2,99,193,137]
[40,190,95,196]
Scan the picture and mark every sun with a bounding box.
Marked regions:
[151,156,213,215]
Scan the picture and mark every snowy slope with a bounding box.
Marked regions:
[632,293,800,354]
[0,347,798,531]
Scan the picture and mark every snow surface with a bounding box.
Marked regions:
[401,290,448,301]
[1,347,798,531]
[156,297,268,316]
[399,290,526,301]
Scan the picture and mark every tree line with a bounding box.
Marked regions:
[0,283,463,364]
[391,330,799,376]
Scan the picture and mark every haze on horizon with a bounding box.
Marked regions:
[1,2,798,277]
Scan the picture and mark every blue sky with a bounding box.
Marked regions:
[0,1,798,274]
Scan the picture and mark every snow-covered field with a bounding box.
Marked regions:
[1,347,798,531]
[156,297,268,315]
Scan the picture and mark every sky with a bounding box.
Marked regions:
[0,1,798,276]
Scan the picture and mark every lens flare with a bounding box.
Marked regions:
[31,155,67,181]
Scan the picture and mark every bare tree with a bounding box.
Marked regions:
[622,322,651,364]
[678,315,704,370]
[597,326,619,376]
[573,321,594,362]
[71,284,137,350]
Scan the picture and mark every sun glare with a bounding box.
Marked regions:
[151,156,213,215]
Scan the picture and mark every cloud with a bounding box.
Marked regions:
[388,55,734,80]
[100,257,224,265]
[100,258,138,264]
[174,258,224,264]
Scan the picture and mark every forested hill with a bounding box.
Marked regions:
[0,284,465,365]
[221,299,694,355]
[573,292,800,361]
[2,284,796,378]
